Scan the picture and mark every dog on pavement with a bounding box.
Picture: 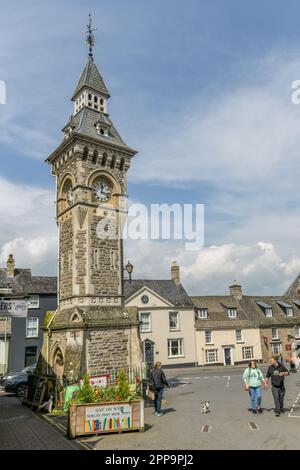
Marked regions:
[200,401,210,414]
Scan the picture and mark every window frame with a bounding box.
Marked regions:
[205,330,212,344]
[235,329,243,342]
[24,345,38,367]
[286,307,293,317]
[205,349,218,364]
[294,326,300,339]
[227,308,237,319]
[26,317,39,338]
[242,346,254,360]
[168,338,184,358]
[197,308,208,319]
[271,327,278,340]
[271,343,282,355]
[139,312,152,333]
[27,295,40,309]
[265,308,273,317]
[169,311,180,331]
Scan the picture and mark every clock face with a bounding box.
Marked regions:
[93,180,111,202]
[66,187,74,206]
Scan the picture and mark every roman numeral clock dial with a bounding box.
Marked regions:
[93,179,111,202]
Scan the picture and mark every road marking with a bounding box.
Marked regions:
[226,376,230,388]
[288,393,300,418]
[248,422,259,430]
[201,425,212,433]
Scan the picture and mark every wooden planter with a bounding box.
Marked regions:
[68,399,144,438]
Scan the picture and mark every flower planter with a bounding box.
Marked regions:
[68,399,144,438]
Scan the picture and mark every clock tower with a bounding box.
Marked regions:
[43,16,142,381]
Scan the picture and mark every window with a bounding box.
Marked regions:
[236,329,243,342]
[197,308,208,319]
[294,326,300,338]
[205,330,212,344]
[205,349,218,363]
[168,339,184,358]
[265,308,273,317]
[25,346,37,366]
[139,313,151,333]
[227,308,237,318]
[242,346,254,360]
[92,150,98,164]
[271,327,278,340]
[169,312,179,330]
[26,317,39,338]
[82,146,89,161]
[286,308,293,317]
[271,343,282,355]
[27,295,39,309]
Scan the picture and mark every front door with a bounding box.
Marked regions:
[144,339,155,367]
[224,348,232,366]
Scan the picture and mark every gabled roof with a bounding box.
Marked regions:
[72,58,110,99]
[124,280,193,307]
[0,268,57,295]
[191,296,252,329]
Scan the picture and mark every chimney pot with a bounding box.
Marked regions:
[6,254,15,278]
[229,280,242,299]
[171,261,180,285]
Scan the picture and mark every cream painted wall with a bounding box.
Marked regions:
[196,328,262,366]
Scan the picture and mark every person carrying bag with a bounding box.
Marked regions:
[243,360,266,414]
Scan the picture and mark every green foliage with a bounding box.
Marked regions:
[115,369,131,400]
[76,374,94,403]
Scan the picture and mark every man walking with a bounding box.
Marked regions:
[266,356,289,417]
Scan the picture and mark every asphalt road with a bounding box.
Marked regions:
[78,366,300,450]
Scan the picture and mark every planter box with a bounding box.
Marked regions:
[68,399,144,438]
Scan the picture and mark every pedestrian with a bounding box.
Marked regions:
[265,356,289,417]
[243,360,266,414]
[289,358,296,373]
[295,354,300,372]
[149,362,169,417]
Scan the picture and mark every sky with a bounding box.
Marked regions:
[1,0,300,295]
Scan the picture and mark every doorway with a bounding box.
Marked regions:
[224,348,232,366]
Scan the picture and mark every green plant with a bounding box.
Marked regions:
[76,374,94,403]
[115,369,131,400]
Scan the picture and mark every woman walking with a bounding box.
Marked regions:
[149,362,169,416]
[243,360,266,414]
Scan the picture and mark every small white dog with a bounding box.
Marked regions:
[200,401,210,414]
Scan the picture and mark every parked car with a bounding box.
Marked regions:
[1,364,36,398]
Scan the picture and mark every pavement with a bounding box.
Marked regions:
[1,365,300,450]
[0,390,80,450]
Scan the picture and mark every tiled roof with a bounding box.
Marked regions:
[72,58,110,99]
[284,273,300,297]
[124,280,193,307]
[0,268,57,295]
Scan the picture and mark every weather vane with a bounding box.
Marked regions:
[86,14,97,61]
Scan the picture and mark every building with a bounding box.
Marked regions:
[124,262,197,368]
[284,273,300,297]
[38,17,142,382]
[0,255,57,373]
[192,282,262,366]
[192,281,300,365]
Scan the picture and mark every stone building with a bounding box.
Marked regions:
[0,255,57,374]
[39,20,142,382]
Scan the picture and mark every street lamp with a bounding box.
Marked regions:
[125,261,134,283]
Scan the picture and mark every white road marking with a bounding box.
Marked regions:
[226,376,231,388]
[288,393,300,418]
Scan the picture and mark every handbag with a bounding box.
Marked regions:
[146,387,155,401]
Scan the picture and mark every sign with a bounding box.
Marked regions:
[85,403,132,433]
[0,298,27,317]
[64,385,80,412]
[80,374,109,388]
[285,344,292,351]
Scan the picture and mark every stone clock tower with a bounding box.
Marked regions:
[42,17,142,381]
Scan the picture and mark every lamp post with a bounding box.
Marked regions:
[125,261,134,283]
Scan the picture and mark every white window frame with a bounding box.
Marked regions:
[271,327,278,340]
[271,343,282,355]
[294,326,300,339]
[235,329,243,342]
[169,311,180,331]
[168,338,184,358]
[139,312,152,333]
[286,307,293,317]
[27,295,39,309]
[265,308,273,317]
[205,330,212,344]
[242,346,254,360]
[197,308,208,319]
[227,308,237,319]
[205,349,218,364]
[26,317,39,338]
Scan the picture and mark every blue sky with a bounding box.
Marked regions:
[1,0,300,294]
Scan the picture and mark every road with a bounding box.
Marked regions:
[79,366,300,450]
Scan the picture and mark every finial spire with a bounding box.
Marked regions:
[86,14,97,61]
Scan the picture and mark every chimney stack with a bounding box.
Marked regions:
[6,254,15,278]
[171,261,180,285]
[229,280,242,300]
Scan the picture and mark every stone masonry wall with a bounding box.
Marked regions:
[88,328,128,370]
[260,325,298,362]
[60,218,73,299]
[75,230,87,295]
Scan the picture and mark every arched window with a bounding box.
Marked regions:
[101,152,107,166]
[110,155,116,169]
[82,147,89,161]
[92,150,98,164]
[119,158,125,171]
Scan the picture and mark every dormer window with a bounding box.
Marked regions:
[256,301,273,317]
[277,300,294,317]
[227,308,237,318]
[197,308,208,319]
[265,308,273,317]
[96,124,108,137]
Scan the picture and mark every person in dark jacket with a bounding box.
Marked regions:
[149,362,169,416]
[266,356,289,417]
